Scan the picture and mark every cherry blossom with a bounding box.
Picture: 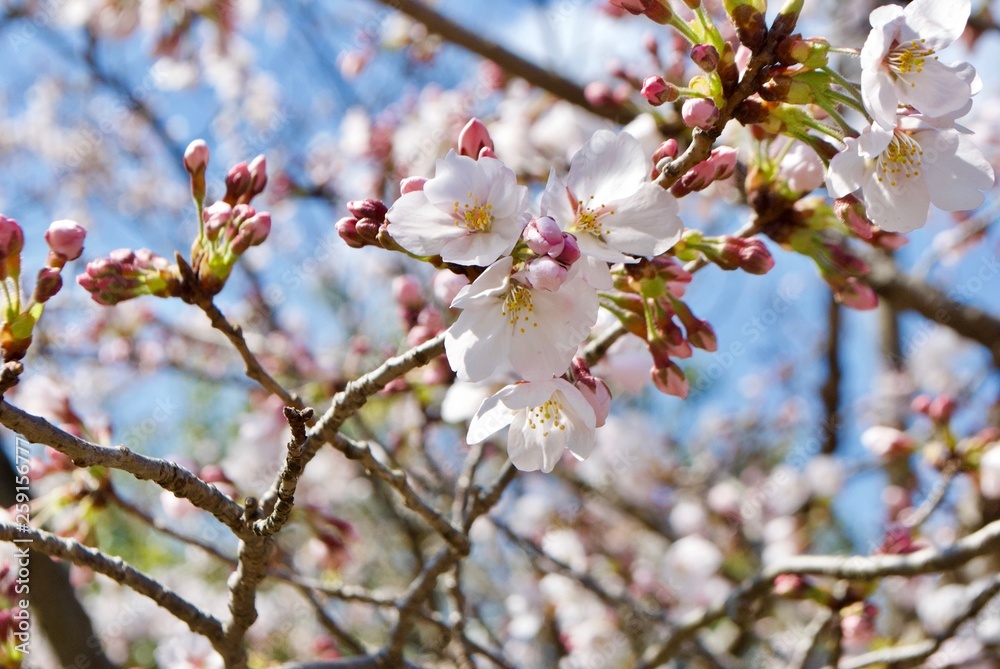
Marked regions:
[386,151,529,265]
[860,0,977,130]
[826,119,994,232]
[444,257,599,383]
[467,378,597,472]
[541,130,683,287]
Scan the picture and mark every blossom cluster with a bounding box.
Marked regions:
[381,121,684,471]
[826,0,995,232]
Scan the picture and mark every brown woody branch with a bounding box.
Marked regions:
[0,401,248,537]
[0,522,224,641]
[371,0,637,123]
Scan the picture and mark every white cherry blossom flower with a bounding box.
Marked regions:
[826,119,994,233]
[444,257,599,383]
[541,130,683,287]
[386,151,529,265]
[860,0,977,130]
[467,378,597,472]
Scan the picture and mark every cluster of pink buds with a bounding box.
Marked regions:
[833,196,906,251]
[809,239,878,310]
[670,147,738,197]
[521,216,581,292]
[336,198,389,250]
[186,140,272,295]
[679,230,776,275]
[0,216,87,361]
[605,0,673,24]
[603,257,713,399]
[77,249,181,306]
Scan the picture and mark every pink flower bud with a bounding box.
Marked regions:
[834,195,873,239]
[690,44,720,72]
[203,202,233,240]
[336,217,366,249]
[928,395,956,423]
[911,394,933,414]
[224,161,251,204]
[572,358,612,428]
[681,98,719,130]
[651,359,689,398]
[241,211,271,246]
[523,216,565,256]
[773,574,807,597]
[33,267,63,303]
[354,218,382,246]
[525,256,569,292]
[584,81,614,107]
[392,275,424,311]
[0,216,24,258]
[45,220,86,261]
[346,199,389,224]
[457,118,494,159]
[553,233,581,265]
[737,238,775,275]
[835,278,878,310]
[248,154,268,197]
[183,139,210,175]
[641,76,678,106]
[400,177,427,194]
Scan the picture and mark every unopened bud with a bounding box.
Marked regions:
[834,277,878,310]
[928,395,957,423]
[681,98,719,130]
[641,76,678,106]
[248,155,268,198]
[525,256,569,292]
[458,118,494,159]
[45,220,86,261]
[336,217,366,249]
[553,234,581,265]
[347,199,389,223]
[650,358,689,399]
[33,267,63,304]
[572,358,612,428]
[690,44,720,72]
[523,216,565,256]
[224,161,251,204]
[584,81,615,107]
[183,139,210,175]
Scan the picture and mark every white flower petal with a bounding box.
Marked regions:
[566,130,648,205]
[445,304,511,382]
[904,0,969,50]
[863,169,930,233]
[467,387,517,443]
[826,141,865,199]
[386,191,465,256]
[896,59,972,120]
[600,182,683,257]
[920,131,995,211]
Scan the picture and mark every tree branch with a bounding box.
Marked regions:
[862,250,1000,365]
[0,401,248,538]
[638,516,1000,668]
[253,407,314,537]
[370,0,636,123]
[0,522,224,641]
